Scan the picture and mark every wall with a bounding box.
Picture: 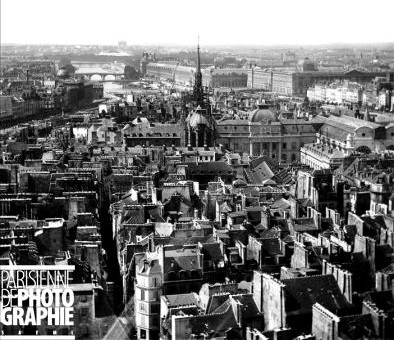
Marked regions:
[354,234,376,275]
[322,259,352,303]
[312,303,339,340]
[290,241,308,268]
[258,273,286,330]
[347,212,365,236]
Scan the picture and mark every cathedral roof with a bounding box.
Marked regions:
[188,106,212,129]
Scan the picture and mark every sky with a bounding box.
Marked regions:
[1,0,394,46]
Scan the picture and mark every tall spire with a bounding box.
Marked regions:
[197,35,201,74]
[193,36,204,107]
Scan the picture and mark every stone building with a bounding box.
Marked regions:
[247,66,394,96]
[134,244,204,340]
[301,115,394,170]
[216,108,321,162]
[135,256,162,340]
[253,272,352,335]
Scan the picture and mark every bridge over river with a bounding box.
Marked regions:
[72,61,125,81]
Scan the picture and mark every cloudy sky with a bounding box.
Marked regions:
[1,0,393,46]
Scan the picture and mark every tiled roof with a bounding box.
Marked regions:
[339,314,375,339]
[164,293,199,307]
[270,198,291,210]
[260,237,282,255]
[184,161,234,175]
[250,155,280,172]
[231,294,260,318]
[283,274,351,314]
[201,242,224,262]
[206,293,231,314]
[291,218,318,232]
[164,248,201,272]
[364,290,394,312]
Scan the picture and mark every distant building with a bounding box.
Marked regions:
[300,115,394,170]
[216,107,322,162]
[118,41,127,48]
[145,62,247,88]
[248,66,394,96]
[307,82,363,105]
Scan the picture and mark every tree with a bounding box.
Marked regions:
[124,65,138,80]
[58,58,75,75]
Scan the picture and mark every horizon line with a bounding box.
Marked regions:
[1,41,394,47]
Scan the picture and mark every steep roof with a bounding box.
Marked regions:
[283,274,351,315]
[200,242,224,262]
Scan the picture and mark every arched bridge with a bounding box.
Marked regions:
[73,62,125,82]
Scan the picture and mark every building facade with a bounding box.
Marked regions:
[301,115,394,170]
[217,112,322,162]
[248,67,394,96]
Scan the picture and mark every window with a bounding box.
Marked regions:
[81,325,89,337]
[80,307,89,318]
[282,143,287,149]
[80,295,87,303]
[60,328,69,335]
[140,303,146,312]
[151,304,160,314]
[140,289,145,300]
[140,329,147,339]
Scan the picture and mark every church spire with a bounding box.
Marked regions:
[193,36,204,107]
[197,36,201,75]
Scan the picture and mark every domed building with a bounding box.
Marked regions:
[249,104,278,124]
[185,106,215,147]
[298,58,318,72]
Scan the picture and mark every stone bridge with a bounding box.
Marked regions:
[72,62,125,82]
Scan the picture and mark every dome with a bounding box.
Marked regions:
[233,178,247,187]
[298,58,318,72]
[249,105,277,123]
